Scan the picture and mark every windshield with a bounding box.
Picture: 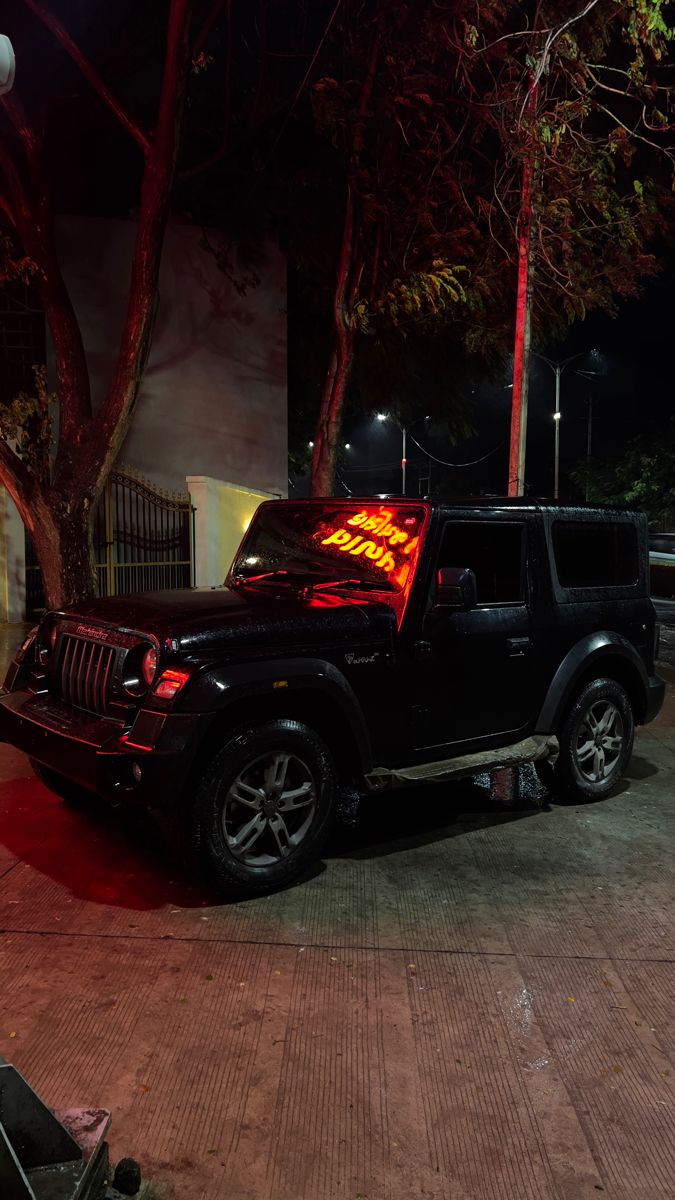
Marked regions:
[231,502,428,594]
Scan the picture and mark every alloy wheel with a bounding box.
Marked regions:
[222,751,317,866]
[574,700,625,784]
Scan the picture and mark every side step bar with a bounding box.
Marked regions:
[366,734,558,790]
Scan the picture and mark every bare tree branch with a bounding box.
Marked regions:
[21,0,151,155]
[93,0,193,481]
[0,98,93,440]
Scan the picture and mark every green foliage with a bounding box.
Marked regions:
[0,366,53,486]
[303,0,674,362]
[572,424,675,522]
[352,262,468,334]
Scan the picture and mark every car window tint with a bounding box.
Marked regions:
[439,522,524,604]
[553,521,638,587]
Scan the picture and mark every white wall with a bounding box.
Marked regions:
[53,216,288,497]
[2,217,287,622]
[0,487,25,623]
[187,476,277,588]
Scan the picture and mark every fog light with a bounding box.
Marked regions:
[131,762,142,784]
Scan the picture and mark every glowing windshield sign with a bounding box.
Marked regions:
[317,505,423,590]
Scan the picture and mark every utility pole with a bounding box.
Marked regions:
[508,80,539,497]
[534,351,596,501]
[553,364,561,500]
[585,392,593,502]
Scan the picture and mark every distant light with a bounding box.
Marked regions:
[308,440,314,448]
[344,443,351,450]
[553,412,562,421]
[375,413,387,422]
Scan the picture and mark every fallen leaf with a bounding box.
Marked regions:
[205,975,213,981]
[567,997,576,1004]
[612,1065,623,1074]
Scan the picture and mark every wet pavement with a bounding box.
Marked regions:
[2,623,675,1198]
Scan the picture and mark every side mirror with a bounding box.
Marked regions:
[436,566,477,610]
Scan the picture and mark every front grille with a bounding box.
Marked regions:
[58,636,115,715]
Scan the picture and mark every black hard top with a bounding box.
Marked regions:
[303,495,641,515]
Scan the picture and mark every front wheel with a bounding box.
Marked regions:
[189,720,337,897]
[535,677,634,803]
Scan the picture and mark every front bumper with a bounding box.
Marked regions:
[0,689,211,807]
[644,673,666,725]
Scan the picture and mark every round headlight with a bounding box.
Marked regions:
[141,646,158,686]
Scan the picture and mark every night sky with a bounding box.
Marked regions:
[333,264,674,503]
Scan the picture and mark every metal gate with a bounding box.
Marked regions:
[25,469,195,618]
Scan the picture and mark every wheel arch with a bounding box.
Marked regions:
[181,658,372,790]
[535,633,649,734]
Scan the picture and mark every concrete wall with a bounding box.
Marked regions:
[53,216,288,497]
[0,217,288,623]
[187,476,276,588]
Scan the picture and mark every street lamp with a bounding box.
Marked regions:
[533,350,597,500]
[575,367,602,502]
[374,413,429,495]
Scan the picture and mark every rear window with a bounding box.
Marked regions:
[552,521,639,588]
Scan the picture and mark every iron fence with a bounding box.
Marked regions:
[25,468,195,619]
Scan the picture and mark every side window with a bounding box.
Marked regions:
[438,522,525,605]
[552,521,638,588]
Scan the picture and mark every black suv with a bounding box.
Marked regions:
[0,498,664,897]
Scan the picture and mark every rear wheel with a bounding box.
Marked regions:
[535,678,634,802]
[189,720,337,897]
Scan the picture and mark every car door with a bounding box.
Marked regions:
[413,518,536,752]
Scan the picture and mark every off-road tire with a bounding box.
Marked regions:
[189,720,337,898]
[535,677,634,803]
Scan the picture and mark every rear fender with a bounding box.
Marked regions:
[535,632,649,734]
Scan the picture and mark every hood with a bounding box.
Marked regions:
[56,584,396,655]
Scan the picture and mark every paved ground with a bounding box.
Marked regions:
[3,624,675,1199]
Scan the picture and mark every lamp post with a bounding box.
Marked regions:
[375,413,429,496]
[575,368,601,502]
[533,351,597,500]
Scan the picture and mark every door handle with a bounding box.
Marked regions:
[506,636,531,657]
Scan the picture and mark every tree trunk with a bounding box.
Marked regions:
[30,494,97,610]
[0,0,194,611]
[309,12,383,498]
[310,329,356,497]
[310,177,357,498]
